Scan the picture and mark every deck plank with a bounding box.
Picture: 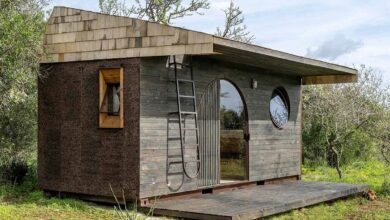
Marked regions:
[146,181,368,220]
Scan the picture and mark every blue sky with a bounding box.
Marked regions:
[220,80,243,113]
[50,0,390,86]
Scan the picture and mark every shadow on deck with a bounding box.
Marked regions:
[144,181,368,220]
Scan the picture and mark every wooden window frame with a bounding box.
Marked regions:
[99,68,124,128]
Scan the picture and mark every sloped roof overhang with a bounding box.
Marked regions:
[42,6,357,85]
[212,37,357,85]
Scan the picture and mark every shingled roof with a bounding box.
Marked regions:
[42,6,358,85]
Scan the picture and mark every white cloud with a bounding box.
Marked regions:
[306,35,363,60]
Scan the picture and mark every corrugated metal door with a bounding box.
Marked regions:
[197,80,220,187]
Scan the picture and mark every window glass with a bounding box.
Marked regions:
[220,80,247,181]
[270,88,289,128]
[107,83,120,115]
[220,80,245,130]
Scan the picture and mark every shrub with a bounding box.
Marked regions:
[1,160,29,185]
[381,176,390,196]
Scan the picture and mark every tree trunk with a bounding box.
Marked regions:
[331,145,343,179]
[335,160,343,179]
[382,145,390,165]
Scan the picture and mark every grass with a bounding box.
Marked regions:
[268,160,390,220]
[0,161,389,219]
[0,179,116,220]
[266,197,390,220]
[221,158,246,180]
[220,129,246,180]
[303,160,390,193]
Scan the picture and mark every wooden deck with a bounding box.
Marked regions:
[145,181,368,220]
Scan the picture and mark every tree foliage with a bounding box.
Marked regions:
[215,0,254,44]
[99,0,210,24]
[220,106,245,130]
[303,65,390,178]
[99,0,255,43]
[0,0,48,168]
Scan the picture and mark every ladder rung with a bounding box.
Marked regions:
[169,128,198,131]
[177,79,194,83]
[169,161,183,165]
[168,111,197,115]
[185,160,200,164]
[182,128,198,130]
[169,79,191,83]
[181,111,197,115]
[168,137,182,140]
[168,155,182,159]
[183,144,199,147]
[179,95,195,99]
[168,118,185,122]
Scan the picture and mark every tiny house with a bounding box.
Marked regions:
[38,7,358,205]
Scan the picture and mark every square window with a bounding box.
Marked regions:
[99,68,124,128]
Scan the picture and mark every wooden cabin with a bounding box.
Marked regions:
[38,6,358,205]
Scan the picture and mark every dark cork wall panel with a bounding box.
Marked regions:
[38,58,140,201]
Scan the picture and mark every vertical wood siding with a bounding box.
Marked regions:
[198,80,220,187]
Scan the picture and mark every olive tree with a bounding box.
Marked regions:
[99,0,210,24]
[99,0,255,43]
[215,0,255,43]
[0,0,48,171]
[303,65,390,178]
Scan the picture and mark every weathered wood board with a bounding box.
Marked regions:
[146,181,369,220]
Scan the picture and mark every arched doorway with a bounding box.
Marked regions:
[198,79,248,187]
[220,80,248,182]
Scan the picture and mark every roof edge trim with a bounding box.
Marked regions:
[213,37,358,76]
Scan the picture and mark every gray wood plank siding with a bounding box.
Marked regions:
[140,56,302,198]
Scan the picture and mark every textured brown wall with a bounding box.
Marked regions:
[38,58,140,201]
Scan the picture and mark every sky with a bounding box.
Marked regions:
[50,0,390,86]
[220,80,243,113]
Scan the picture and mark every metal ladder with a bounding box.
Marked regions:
[168,55,200,179]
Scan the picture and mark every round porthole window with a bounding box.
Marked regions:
[269,87,290,129]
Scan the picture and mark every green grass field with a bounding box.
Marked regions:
[221,158,246,180]
[0,161,389,219]
[0,180,115,220]
[268,161,390,220]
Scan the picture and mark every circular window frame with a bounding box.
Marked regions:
[269,87,290,129]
